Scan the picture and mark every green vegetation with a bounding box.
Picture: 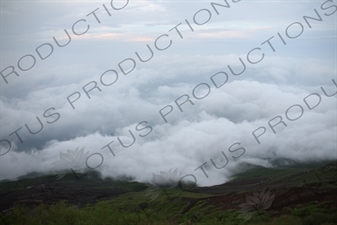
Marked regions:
[1,162,336,225]
[1,189,336,225]
[232,165,298,180]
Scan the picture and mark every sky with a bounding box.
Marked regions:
[0,0,336,186]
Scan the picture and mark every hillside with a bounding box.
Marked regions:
[0,161,336,225]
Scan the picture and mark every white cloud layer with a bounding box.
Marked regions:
[1,0,336,186]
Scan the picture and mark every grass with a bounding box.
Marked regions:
[1,189,336,225]
[1,161,336,225]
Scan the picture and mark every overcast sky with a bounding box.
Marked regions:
[0,0,336,186]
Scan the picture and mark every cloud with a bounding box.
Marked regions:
[0,54,336,186]
[1,1,336,186]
